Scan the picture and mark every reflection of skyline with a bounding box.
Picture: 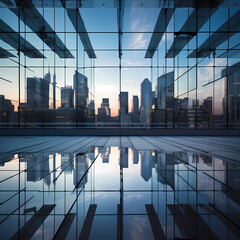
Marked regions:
[21,153,51,186]
[2,147,240,192]
[140,150,152,181]
[1,147,240,239]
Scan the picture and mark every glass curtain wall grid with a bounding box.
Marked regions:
[0,0,240,129]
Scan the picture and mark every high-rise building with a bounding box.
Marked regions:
[131,95,140,122]
[154,71,174,126]
[27,72,51,111]
[74,155,88,188]
[132,95,139,115]
[140,78,152,124]
[61,154,74,173]
[119,92,130,123]
[0,95,14,123]
[88,100,95,123]
[61,86,74,108]
[101,147,111,163]
[53,70,56,110]
[73,71,88,108]
[27,77,41,110]
[97,98,111,122]
[43,70,51,110]
[140,150,152,181]
[119,147,128,168]
[222,64,240,128]
[133,149,139,164]
[73,71,88,122]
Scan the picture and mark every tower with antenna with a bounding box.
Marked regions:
[53,69,56,110]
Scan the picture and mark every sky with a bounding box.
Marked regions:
[0,6,239,115]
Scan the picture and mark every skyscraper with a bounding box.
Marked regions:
[74,155,88,188]
[27,77,41,110]
[27,75,50,111]
[119,92,130,123]
[0,95,14,123]
[73,71,88,122]
[155,71,174,126]
[43,69,51,110]
[53,70,56,110]
[97,98,111,122]
[88,100,95,123]
[61,86,74,108]
[132,95,140,122]
[73,71,88,108]
[132,95,139,115]
[140,78,152,124]
[140,150,152,181]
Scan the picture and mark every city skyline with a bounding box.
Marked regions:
[1,64,238,128]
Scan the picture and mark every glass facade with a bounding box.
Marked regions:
[0,0,240,129]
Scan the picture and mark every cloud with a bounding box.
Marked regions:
[131,18,141,31]
[129,33,147,49]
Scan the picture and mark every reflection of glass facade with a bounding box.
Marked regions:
[1,1,240,129]
[1,144,240,239]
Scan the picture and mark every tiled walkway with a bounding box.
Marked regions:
[0,136,240,239]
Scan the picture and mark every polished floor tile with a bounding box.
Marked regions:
[0,136,240,239]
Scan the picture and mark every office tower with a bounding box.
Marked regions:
[152,91,155,107]
[61,86,74,108]
[73,71,88,122]
[73,71,88,108]
[101,147,111,163]
[74,155,88,188]
[155,71,174,126]
[133,149,139,164]
[119,147,128,168]
[53,70,56,110]
[43,69,51,109]
[61,154,74,173]
[27,77,41,110]
[22,153,50,185]
[222,65,240,128]
[88,100,95,123]
[132,96,139,115]
[119,92,130,123]
[140,78,152,124]
[27,74,50,111]
[97,98,111,122]
[140,150,152,181]
[131,95,140,122]
[0,95,14,123]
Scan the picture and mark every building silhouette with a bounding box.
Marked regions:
[0,95,15,124]
[53,70,57,110]
[119,147,129,168]
[61,86,74,108]
[88,100,95,123]
[73,71,88,122]
[119,92,130,123]
[74,154,88,188]
[154,71,174,126]
[27,73,50,111]
[140,150,152,181]
[98,98,111,122]
[140,78,152,124]
[222,64,240,128]
[131,95,140,122]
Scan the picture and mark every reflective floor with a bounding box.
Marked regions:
[0,136,240,239]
